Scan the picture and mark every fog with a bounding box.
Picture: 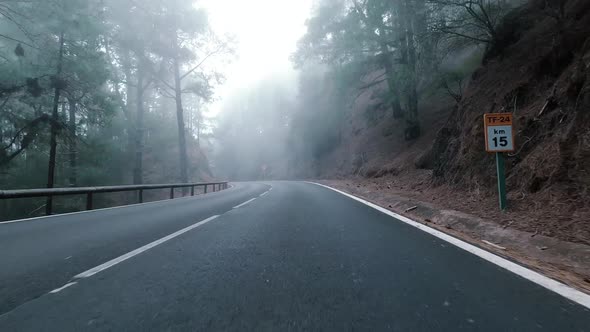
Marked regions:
[201,0,313,180]
[202,0,312,118]
[207,0,516,181]
[2,0,588,328]
[0,0,515,196]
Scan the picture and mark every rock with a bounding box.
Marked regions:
[405,206,418,212]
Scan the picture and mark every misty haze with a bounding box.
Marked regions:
[1,0,590,330]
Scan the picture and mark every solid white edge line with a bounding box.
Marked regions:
[259,191,268,197]
[307,181,590,309]
[49,282,77,294]
[74,215,220,279]
[233,198,257,209]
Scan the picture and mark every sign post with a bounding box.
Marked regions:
[484,113,515,211]
[496,152,507,210]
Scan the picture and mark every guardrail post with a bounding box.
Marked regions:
[204,185,208,194]
[46,196,53,215]
[213,184,216,192]
[190,186,195,196]
[139,189,143,203]
[170,188,174,199]
[86,193,93,210]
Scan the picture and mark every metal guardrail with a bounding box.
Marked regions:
[0,182,229,215]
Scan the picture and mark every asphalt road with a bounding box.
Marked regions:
[0,181,589,331]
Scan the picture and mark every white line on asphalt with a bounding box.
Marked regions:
[259,191,268,197]
[233,198,257,209]
[308,182,590,310]
[74,215,220,279]
[49,282,77,294]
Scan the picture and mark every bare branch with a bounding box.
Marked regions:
[180,45,227,81]
[0,33,36,48]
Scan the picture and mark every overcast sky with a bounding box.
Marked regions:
[200,0,313,117]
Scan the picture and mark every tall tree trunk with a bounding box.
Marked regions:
[187,105,193,134]
[197,121,200,147]
[46,31,65,215]
[173,54,189,186]
[379,40,404,119]
[414,0,433,72]
[121,51,137,183]
[133,65,145,185]
[403,0,421,140]
[105,39,135,170]
[68,98,77,187]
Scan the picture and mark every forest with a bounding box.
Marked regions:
[2,0,590,325]
[0,0,233,217]
[216,0,523,179]
[215,0,590,244]
[2,0,590,234]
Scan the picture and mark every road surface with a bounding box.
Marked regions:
[0,181,589,331]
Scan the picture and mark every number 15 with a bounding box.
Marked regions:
[493,137,508,147]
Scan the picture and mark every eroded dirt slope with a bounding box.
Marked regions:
[313,0,590,245]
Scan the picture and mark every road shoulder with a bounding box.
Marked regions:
[318,179,590,296]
